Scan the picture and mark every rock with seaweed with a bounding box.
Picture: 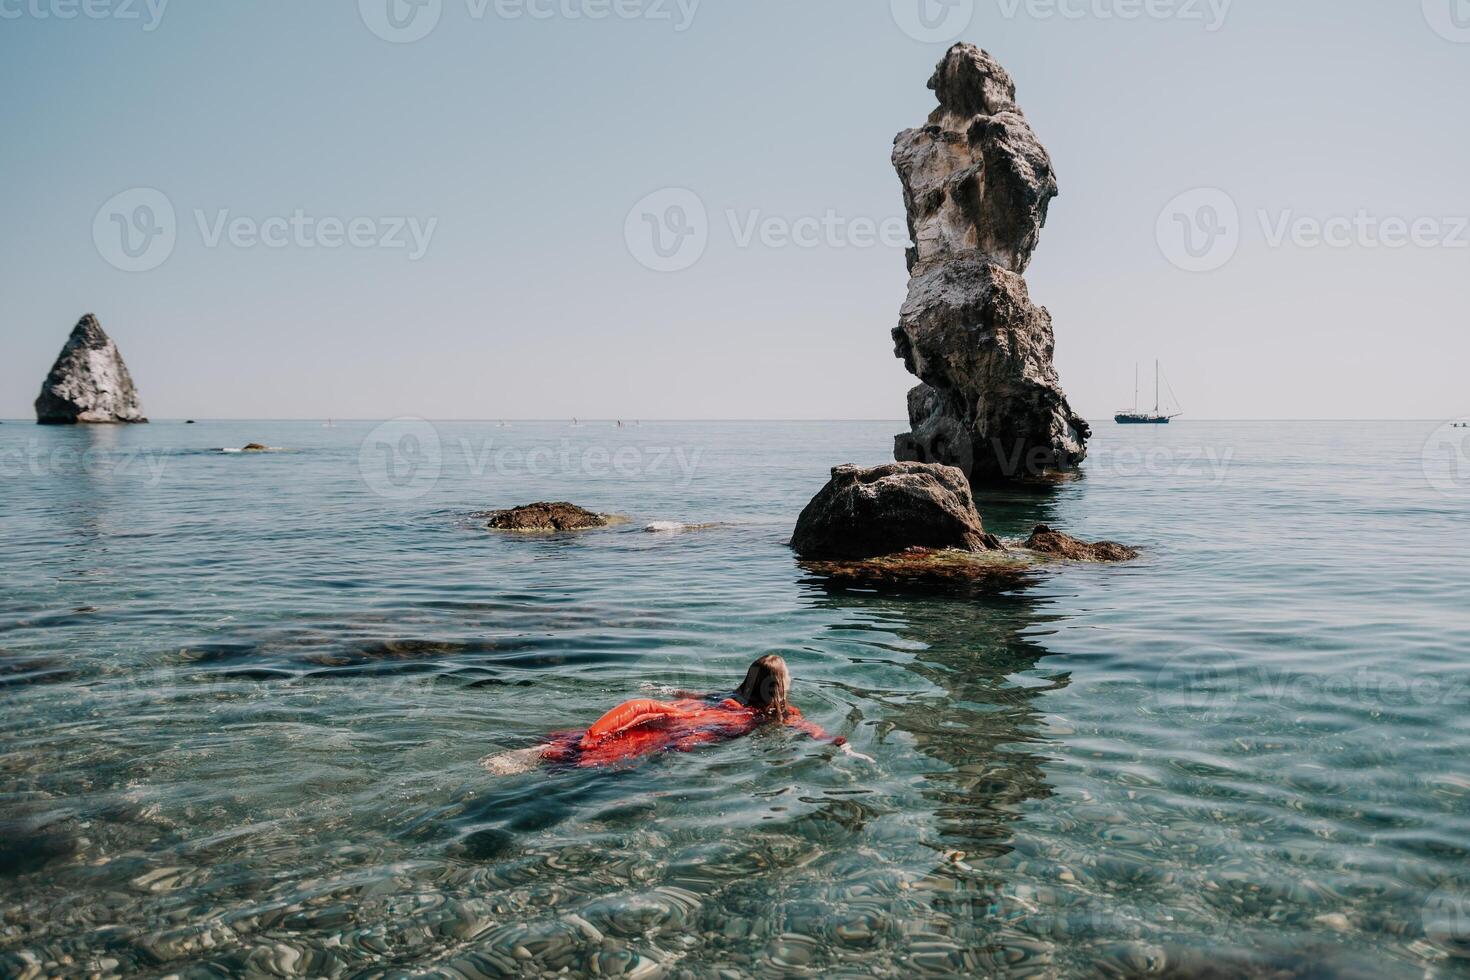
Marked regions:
[1023,524,1138,562]
[791,463,1135,591]
[481,502,614,532]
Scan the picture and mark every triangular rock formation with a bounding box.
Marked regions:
[892,44,1088,484]
[35,315,147,424]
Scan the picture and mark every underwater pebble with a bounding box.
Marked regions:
[764,933,819,969]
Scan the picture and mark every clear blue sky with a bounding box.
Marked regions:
[2,0,1466,420]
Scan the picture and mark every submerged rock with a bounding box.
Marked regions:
[1023,524,1137,562]
[241,443,270,452]
[0,819,82,876]
[34,314,147,424]
[891,44,1087,484]
[483,502,611,532]
[799,546,1036,594]
[791,462,1002,560]
[455,827,517,860]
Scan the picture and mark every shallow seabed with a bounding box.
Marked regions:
[1,420,1468,978]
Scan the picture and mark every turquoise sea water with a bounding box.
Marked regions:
[1,419,1468,978]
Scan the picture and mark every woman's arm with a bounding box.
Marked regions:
[786,709,874,762]
[786,713,844,744]
[480,746,547,776]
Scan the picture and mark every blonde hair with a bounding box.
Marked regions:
[734,654,792,720]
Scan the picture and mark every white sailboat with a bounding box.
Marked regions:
[1116,361,1182,424]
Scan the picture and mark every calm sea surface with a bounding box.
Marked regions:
[1,420,1468,978]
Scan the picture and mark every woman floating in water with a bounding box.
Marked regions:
[482,655,872,774]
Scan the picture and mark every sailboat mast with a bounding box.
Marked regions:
[1134,363,1139,412]
[1154,360,1160,415]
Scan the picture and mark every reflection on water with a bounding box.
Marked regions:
[2,420,1468,977]
[812,588,1062,860]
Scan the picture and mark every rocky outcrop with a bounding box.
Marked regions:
[483,502,612,532]
[791,462,1002,560]
[1023,524,1137,562]
[891,44,1087,484]
[790,464,1136,591]
[35,315,147,424]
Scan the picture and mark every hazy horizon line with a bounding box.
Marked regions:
[1,417,1459,424]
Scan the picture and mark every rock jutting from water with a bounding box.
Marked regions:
[482,502,613,532]
[34,314,147,424]
[791,463,1135,590]
[1024,524,1138,562]
[890,44,1088,484]
[791,462,1003,560]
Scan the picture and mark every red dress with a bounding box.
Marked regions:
[539,697,842,768]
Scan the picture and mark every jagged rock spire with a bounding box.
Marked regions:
[35,314,148,424]
[892,44,1087,484]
